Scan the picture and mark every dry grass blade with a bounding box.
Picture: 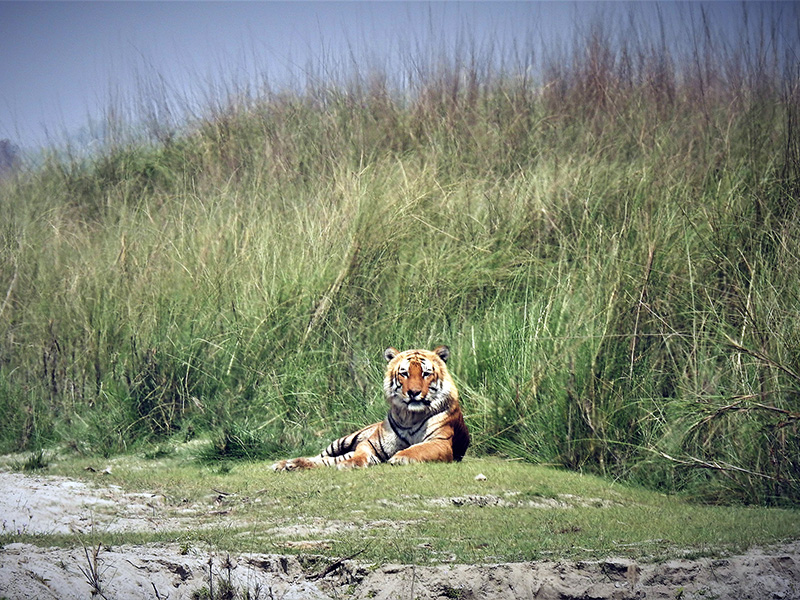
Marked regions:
[656,450,779,481]
[77,542,110,600]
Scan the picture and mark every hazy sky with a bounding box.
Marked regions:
[0,1,789,152]
[1,1,569,150]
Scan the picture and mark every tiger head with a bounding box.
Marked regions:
[383,346,456,416]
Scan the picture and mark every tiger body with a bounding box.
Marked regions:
[271,346,469,470]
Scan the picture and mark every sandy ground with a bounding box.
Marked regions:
[1,470,799,600]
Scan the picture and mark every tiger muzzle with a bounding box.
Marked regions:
[405,389,430,406]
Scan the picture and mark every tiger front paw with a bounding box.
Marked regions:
[336,455,375,469]
[271,457,316,471]
[388,454,417,466]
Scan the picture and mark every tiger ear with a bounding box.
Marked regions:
[384,347,399,362]
[433,345,450,363]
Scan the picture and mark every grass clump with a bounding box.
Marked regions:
[11,449,50,472]
[1,6,799,505]
[200,421,287,463]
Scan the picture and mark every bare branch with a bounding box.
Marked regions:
[656,450,779,481]
[725,335,800,385]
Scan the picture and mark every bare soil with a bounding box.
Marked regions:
[1,471,799,600]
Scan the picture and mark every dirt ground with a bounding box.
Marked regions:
[1,470,799,600]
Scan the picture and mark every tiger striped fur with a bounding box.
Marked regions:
[271,346,469,470]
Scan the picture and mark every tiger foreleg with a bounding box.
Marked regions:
[333,443,384,469]
[387,437,455,466]
[270,451,356,472]
[271,423,382,472]
[270,457,317,471]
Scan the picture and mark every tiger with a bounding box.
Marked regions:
[271,346,469,470]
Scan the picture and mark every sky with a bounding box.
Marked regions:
[1,1,572,151]
[0,1,792,153]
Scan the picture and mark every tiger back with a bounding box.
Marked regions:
[271,345,469,470]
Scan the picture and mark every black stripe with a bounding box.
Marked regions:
[325,429,364,457]
[325,436,344,456]
[423,422,453,441]
[387,413,413,446]
[390,412,430,438]
[408,419,428,438]
[373,427,389,462]
[422,422,443,440]
[376,427,390,461]
[367,439,383,460]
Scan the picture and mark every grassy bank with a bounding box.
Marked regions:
[1,7,799,505]
[5,451,800,565]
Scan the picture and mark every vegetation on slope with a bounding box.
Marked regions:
[1,7,799,505]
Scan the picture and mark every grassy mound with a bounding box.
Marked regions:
[1,6,799,504]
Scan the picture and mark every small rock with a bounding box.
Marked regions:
[474,473,487,481]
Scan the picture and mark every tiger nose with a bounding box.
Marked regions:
[407,389,421,400]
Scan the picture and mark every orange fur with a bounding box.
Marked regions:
[271,346,469,471]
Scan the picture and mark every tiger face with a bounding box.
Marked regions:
[383,345,453,415]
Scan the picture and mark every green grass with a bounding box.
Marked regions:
[0,6,799,505]
[5,449,799,565]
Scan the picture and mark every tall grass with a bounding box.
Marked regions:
[1,6,798,504]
